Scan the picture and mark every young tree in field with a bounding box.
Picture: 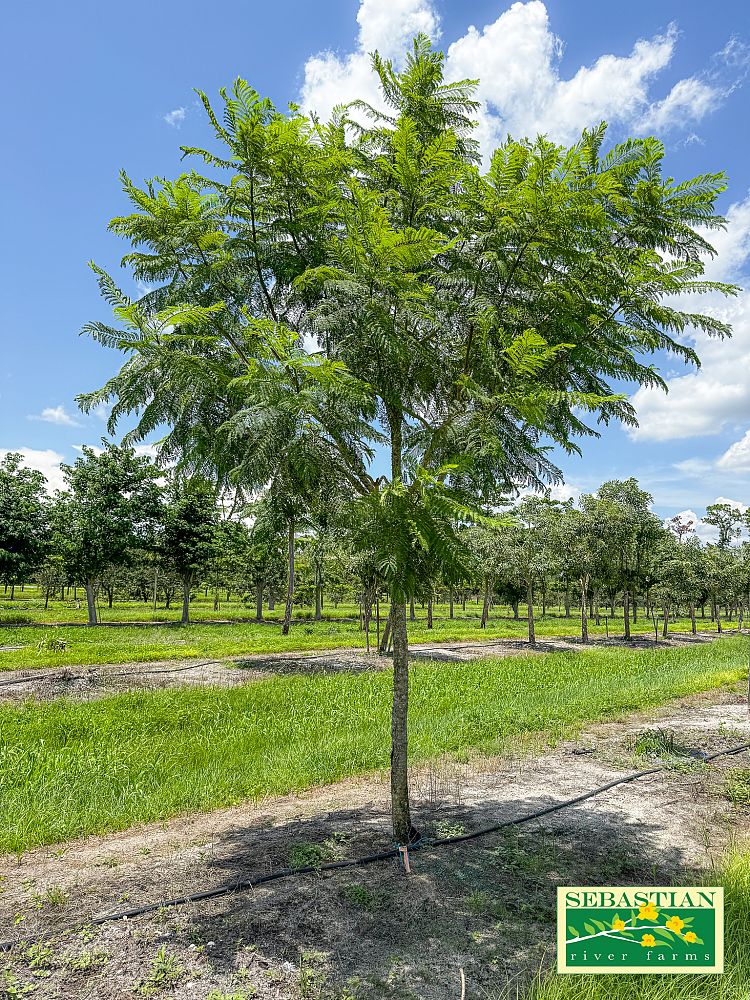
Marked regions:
[556,499,608,642]
[666,513,695,544]
[159,478,218,624]
[508,496,561,646]
[705,502,744,549]
[703,545,735,632]
[0,453,49,597]
[79,39,735,843]
[466,525,506,628]
[594,480,663,638]
[241,524,285,621]
[55,443,161,625]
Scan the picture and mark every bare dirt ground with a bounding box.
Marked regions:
[2,679,749,1000]
[0,631,724,704]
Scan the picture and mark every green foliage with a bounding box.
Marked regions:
[0,453,49,589]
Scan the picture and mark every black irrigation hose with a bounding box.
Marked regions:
[2,740,749,952]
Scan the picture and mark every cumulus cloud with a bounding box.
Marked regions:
[717,432,750,473]
[636,76,721,133]
[666,498,747,545]
[27,405,82,427]
[301,1,743,154]
[0,448,67,493]
[301,0,438,121]
[163,107,186,127]
[629,194,750,442]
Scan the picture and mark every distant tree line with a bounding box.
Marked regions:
[3,446,748,641]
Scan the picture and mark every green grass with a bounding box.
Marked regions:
[0,610,730,671]
[0,637,744,853]
[511,844,750,999]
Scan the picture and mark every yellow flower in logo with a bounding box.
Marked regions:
[640,934,656,947]
[684,931,698,944]
[638,902,659,921]
[665,916,685,933]
[612,918,626,932]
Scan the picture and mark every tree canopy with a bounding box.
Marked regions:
[78,36,735,842]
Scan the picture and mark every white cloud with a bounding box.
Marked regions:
[637,76,721,133]
[629,194,750,441]
[27,405,82,427]
[714,495,748,513]
[164,107,186,127]
[301,0,438,121]
[717,431,750,473]
[548,482,581,503]
[666,499,747,545]
[73,442,160,461]
[301,2,743,155]
[673,458,714,477]
[0,448,66,493]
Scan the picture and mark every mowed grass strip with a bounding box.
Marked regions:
[515,843,750,1000]
[0,638,744,853]
[0,614,728,671]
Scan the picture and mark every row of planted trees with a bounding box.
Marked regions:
[4,444,748,644]
[13,36,734,843]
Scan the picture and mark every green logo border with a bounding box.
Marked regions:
[556,886,724,975]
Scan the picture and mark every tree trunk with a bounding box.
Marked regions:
[480,579,490,628]
[181,579,191,624]
[527,579,535,646]
[427,595,433,630]
[689,602,697,635]
[269,595,276,611]
[255,582,264,622]
[662,603,669,637]
[449,589,454,620]
[84,581,98,626]
[281,518,295,636]
[409,596,416,621]
[390,598,413,844]
[632,596,638,622]
[315,582,323,621]
[511,600,519,620]
[580,576,589,643]
[379,610,392,654]
[623,590,631,641]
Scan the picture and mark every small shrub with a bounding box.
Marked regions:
[342,883,374,910]
[24,940,54,969]
[36,634,68,655]
[67,948,109,971]
[725,768,750,805]
[136,945,183,996]
[288,842,327,870]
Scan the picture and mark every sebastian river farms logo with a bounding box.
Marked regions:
[557,886,724,974]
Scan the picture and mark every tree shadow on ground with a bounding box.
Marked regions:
[172,783,696,1000]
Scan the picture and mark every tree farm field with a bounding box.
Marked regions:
[0,590,732,672]
[2,635,750,1000]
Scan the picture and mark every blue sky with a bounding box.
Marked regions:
[2,0,749,532]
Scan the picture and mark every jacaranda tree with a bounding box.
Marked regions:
[79,36,735,843]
